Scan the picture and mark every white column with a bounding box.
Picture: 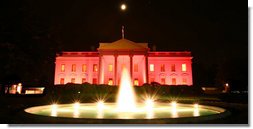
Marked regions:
[130,54,133,83]
[145,54,149,83]
[88,58,92,83]
[114,55,118,85]
[98,55,103,84]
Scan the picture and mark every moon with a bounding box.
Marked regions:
[121,4,126,10]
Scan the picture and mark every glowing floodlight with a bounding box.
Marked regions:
[193,103,200,116]
[194,103,199,109]
[145,98,154,119]
[170,101,178,118]
[171,101,177,108]
[51,104,57,110]
[97,100,105,110]
[73,102,80,118]
[74,102,80,109]
[51,104,58,117]
[145,98,154,110]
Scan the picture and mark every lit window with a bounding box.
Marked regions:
[172,78,176,85]
[60,78,64,84]
[82,78,86,83]
[82,64,87,72]
[71,78,75,83]
[93,64,98,72]
[61,64,65,72]
[72,64,76,72]
[182,78,187,85]
[134,64,138,72]
[134,79,139,86]
[108,64,113,72]
[108,78,113,85]
[16,84,22,94]
[161,64,165,72]
[171,64,176,72]
[93,78,97,84]
[161,78,166,84]
[182,64,187,72]
[150,64,154,72]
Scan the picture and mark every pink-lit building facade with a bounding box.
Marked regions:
[54,38,193,86]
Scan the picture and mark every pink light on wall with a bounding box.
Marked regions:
[54,39,193,86]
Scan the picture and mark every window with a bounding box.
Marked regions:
[60,78,64,84]
[161,64,165,72]
[150,64,154,72]
[92,78,97,84]
[134,79,139,86]
[161,78,166,84]
[172,78,176,85]
[134,64,138,72]
[72,64,76,72]
[108,64,113,72]
[171,64,176,72]
[82,78,86,83]
[182,78,187,85]
[82,64,87,72]
[182,64,187,72]
[93,64,98,72]
[71,78,75,83]
[61,64,65,72]
[150,78,155,83]
[108,78,113,85]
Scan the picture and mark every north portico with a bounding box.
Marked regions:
[97,38,150,85]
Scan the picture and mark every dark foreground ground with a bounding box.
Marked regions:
[0,85,248,124]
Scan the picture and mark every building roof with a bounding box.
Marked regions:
[148,52,192,57]
[57,52,99,57]
[98,38,148,51]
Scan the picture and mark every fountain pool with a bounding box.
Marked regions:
[24,67,228,122]
[25,102,226,119]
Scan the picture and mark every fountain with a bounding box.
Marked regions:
[24,67,228,123]
[116,67,137,112]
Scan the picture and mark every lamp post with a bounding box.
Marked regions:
[223,83,229,93]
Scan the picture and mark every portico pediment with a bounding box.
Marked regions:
[98,38,148,51]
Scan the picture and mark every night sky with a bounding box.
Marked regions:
[0,0,248,89]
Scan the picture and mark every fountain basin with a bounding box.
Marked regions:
[24,102,226,119]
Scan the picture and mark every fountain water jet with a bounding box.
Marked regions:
[116,67,137,112]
